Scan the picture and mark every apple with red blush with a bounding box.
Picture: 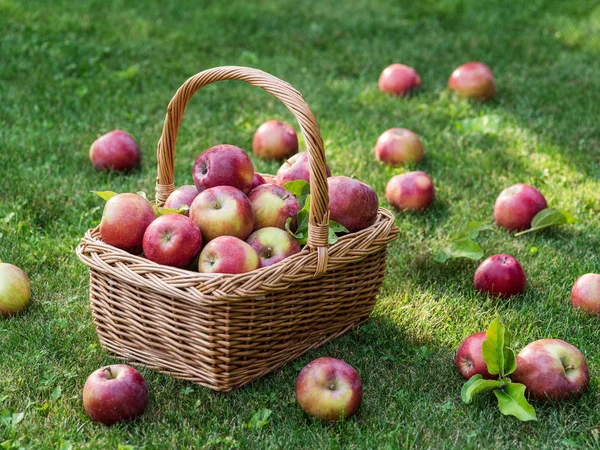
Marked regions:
[456,332,494,380]
[571,273,600,314]
[385,171,434,211]
[250,173,267,191]
[494,184,547,231]
[252,120,298,160]
[378,64,422,96]
[248,184,300,231]
[142,214,202,268]
[328,176,378,233]
[89,130,141,172]
[375,128,424,166]
[473,254,527,298]
[276,152,331,186]
[192,144,254,193]
[198,236,260,274]
[163,185,200,215]
[448,62,496,101]
[83,364,149,425]
[0,263,31,317]
[246,227,301,267]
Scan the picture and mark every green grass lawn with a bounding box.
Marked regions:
[2,0,600,448]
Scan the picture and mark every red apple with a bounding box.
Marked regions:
[198,236,261,274]
[295,357,362,422]
[83,364,149,425]
[248,184,300,231]
[252,120,298,160]
[571,273,600,314]
[456,332,494,380]
[163,185,200,215]
[378,64,422,96]
[250,173,267,191]
[89,130,141,172]
[448,62,496,101]
[275,152,331,186]
[512,339,589,401]
[0,263,31,317]
[142,214,202,268]
[100,193,156,254]
[494,184,547,231]
[262,174,277,185]
[246,227,301,267]
[192,144,254,194]
[385,171,434,211]
[375,128,424,166]
[473,254,527,298]
[328,176,378,233]
[189,186,254,242]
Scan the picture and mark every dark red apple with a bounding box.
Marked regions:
[375,128,424,166]
[252,120,298,160]
[385,171,434,211]
[473,254,527,298]
[456,332,494,380]
[89,130,141,172]
[192,144,254,194]
[250,173,267,191]
[328,176,378,233]
[198,236,261,274]
[163,185,200,215]
[448,62,496,101]
[142,214,202,268]
[83,364,149,425]
[378,64,422,96]
[275,152,331,186]
[571,273,600,314]
[494,184,547,231]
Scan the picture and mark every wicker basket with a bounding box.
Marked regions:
[76,66,399,392]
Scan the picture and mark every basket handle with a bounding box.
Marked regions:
[155,66,330,272]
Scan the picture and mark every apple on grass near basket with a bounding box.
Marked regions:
[89,130,141,172]
[571,273,600,314]
[448,62,496,101]
[378,64,422,96]
[493,184,547,231]
[385,171,435,211]
[456,332,493,380]
[375,128,424,166]
[473,254,527,298]
[193,144,255,194]
[0,262,31,317]
[252,120,298,160]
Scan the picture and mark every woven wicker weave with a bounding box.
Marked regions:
[77,66,399,391]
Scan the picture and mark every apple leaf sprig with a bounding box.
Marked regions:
[433,220,492,263]
[461,318,537,422]
[283,180,348,245]
[91,191,189,216]
[514,208,577,237]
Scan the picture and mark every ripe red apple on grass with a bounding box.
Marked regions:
[100,193,156,254]
[494,184,547,231]
[276,152,331,186]
[252,120,298,160]
[473,254,527,298]
[571,273,600,314]
[328,176,378,233]
[448,62,496,101]
[296,357,362,422]
[89,130,141,172]
[246,227,301,267]
[192,144,254,194]
[189,186,254,242]
[385,171,434,211]
[198,236,261,274]
[163,185,200,215]
[375,128,424,166]
[248,184,300,231]
[0,263,31,317]
[142,214,202,268]
[83,364,149,425]
[456,332,494,380]
[512,339,589,401]
[378,64,422,96]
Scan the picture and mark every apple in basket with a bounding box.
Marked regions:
[250,173,267,191]
[192,144,255,194]
[246,227,301,267]
[375,128,424,166]
[378,63,422,96]
[252,120,298,160]
[494,184,547,231]
[83,364,149,425]
[163,185,200,215]
[100,193,156,254]
[89,130,141,172]
[248,184,300,231]
[276,152,331,186]
[198,236,261,274]
[328,176,378,233]
[142,214,202,268]
[0,262,31,317]
[296,357,363,422]
[385,171,435,211]
[190,186,254,242]
[448,62,496,101]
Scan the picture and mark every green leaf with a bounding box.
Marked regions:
[285,217,304,241]
[494,382,537,422]
[11,412,24,425]
[136,191,148,200]
[50,385,62,401]
[155,205,189,216]
[432,249,451,263]
[329,220,349,234]
[482,318,516,378]
[283,180,310,209]
[448,239,484,260]
[455,221,493,240]
[456,114,501,134]
[247,408,272,429]
[461,375,503,404]
[91,191,117,201]
[290,195,311,245]
[514,208,578,236]
[433,219,492,263]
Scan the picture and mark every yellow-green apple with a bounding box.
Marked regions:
[0,263,31,317]
[494,184,547,231]
[100,193,156,254]
[456,332,493,380]
[378,63,422,96]
[89,130,141,172]
[142,214,202,268]
[276,152,331,186]
[327,176,378,233]
[474,254,526,298]
[385,171,434,211]
[198,236,261,274]
[83,364,149,425]
[375,128,424,166]
[189,186,254,242]
[512,339,589,401]
[192,144,254,193]
[246,227,301,267]
[248,184,300,231]
[571,273,600,314]
[295,357,362,422]
[252,120,298,160]
[163,185,200,215]
[250,173,267,191]
[448,62,496,101]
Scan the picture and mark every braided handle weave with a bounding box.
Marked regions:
[155,66,330,264]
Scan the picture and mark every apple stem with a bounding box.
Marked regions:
[104,366,114,379]
[282,194,290,200]
[285,160,292,167]
[564,364,575,371]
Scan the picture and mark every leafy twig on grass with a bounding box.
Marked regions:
[514,208,577,236]
[433,221,492,263]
